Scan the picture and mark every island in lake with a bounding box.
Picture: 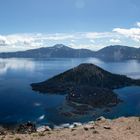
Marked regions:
[31,63,140,108]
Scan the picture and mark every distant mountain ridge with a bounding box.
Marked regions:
[0,44,140,60]
[0,44,94,58]
[95,45,140,61]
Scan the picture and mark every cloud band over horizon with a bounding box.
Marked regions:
[0,22,140,52]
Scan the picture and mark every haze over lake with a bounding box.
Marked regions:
[0,58,140,127]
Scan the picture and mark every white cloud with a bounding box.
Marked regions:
[113,27,140,42]
[69,43,104,51]
[136,22,140,27]
[0,34,32,45]
[1,22,140,52]
[110,39,121,43]
[0,32,116,52]
[85,32,115,39]
[0,34,43,48]
[0,33,74,47]
[90,40,95,43]
[43,34,75,41]
[71,39,76,43]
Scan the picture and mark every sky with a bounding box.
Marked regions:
[0,0,140,52]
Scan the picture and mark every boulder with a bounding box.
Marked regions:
[96,116,106,121]
[73,122,82,127]
[37,126,51,132]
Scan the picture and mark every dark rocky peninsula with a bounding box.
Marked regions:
[31,63,140,107]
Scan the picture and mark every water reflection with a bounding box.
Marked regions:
[86,59,140,79]
[0,58,140,126]
[0,58,35,75]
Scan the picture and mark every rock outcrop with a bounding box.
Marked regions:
[16,122,36,134]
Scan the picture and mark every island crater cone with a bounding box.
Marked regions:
[31,63,140,107]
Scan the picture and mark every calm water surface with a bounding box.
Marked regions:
[0,58,140,126]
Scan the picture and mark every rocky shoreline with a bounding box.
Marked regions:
[1,117,140,140]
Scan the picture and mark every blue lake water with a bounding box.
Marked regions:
[0,58,140,127]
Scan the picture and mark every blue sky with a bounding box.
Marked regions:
[0,0,140,52]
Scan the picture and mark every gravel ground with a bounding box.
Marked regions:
[1,117,140,140]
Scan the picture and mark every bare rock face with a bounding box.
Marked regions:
[37,126,52,132]
[0,126,7,135]
[16,122,36,134]
[31,63,140,107]
[66,86,120,107]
